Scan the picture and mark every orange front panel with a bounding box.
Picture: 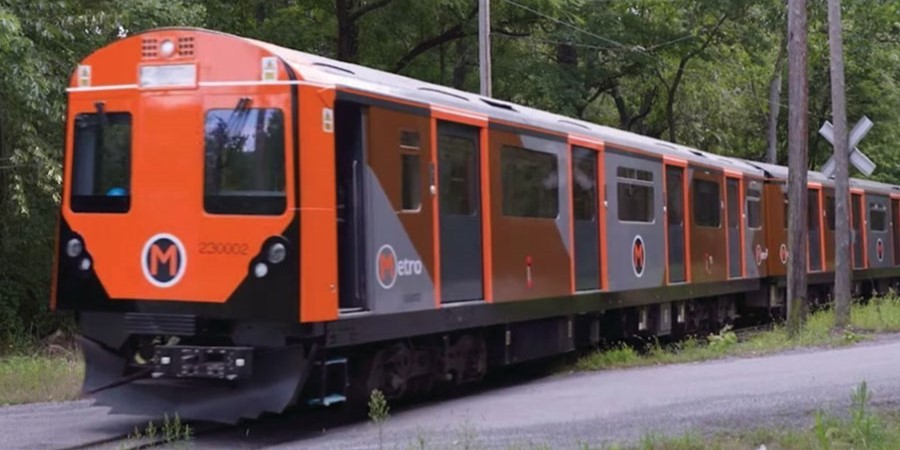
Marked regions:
[64,85,295,303]
[298,85,338,322]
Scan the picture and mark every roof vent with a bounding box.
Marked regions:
[419,87,468,101]
[177,37,195,57]
[558,119,589,130]
[481,98,516,111]
[312,62,355,75]
[141,38,158,59]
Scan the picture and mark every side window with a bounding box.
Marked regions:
[400,130,421,212]
[726,178,739,229]
[746,184,762,229]
[808,190,821,231]
[870,203,887,232]
[501,146,559,218]
[204,108,286,215]
[439,135,477,215]
[693,179,721,227]
[825,195,836,230]
[70,111,133,213]
[617,166,654,223]
[572,147,597,221]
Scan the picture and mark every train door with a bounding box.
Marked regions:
[572,146,600,290]
[665,162,687,283]
[807,187,823,272]
[726,176,742,278]
[335,101,367,310]
[892,198,900,265]
[437,122,483,302]
[866,195,891,268]
[852,191,865,268]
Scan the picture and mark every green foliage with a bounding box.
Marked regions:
[705,325,738,352]
[368,388,390,450]
[123,413,192,450]
[0,0,205,345]
[5,0,900,348]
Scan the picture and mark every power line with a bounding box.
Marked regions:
[499,0,628,49]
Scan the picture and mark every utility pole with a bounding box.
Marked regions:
[827,0,851,328]
[786,0,808,335]
[479,0,491,97]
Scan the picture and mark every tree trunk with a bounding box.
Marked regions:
[335,0,360,62]
[786,0,809,335]
[452,38,470,89]
[767,37,787,164]
[827,0,851,328]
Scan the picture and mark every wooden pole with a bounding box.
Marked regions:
[478,0,492,97]
[786,0,809,334]
[827,0,851,328]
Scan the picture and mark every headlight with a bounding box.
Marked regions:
[66,238,83,258]
[253,262,268,278]
[267,243,286,264]
[79,258,92,271]
[159,39,175,57]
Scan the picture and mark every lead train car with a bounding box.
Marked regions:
[53,28,900,423]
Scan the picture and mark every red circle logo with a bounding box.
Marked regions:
[376,245,397,289]
[632,236,645,277]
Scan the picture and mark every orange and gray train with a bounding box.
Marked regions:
[53,28,900,423]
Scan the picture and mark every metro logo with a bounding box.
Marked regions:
[632,235,645,277]
[375,244,423,289]
[142,233,187,288]
[150,244,179,277]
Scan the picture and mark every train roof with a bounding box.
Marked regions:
[136,28,900,191]
[247,32,765,177]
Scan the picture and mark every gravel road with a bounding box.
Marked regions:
[4,336,900,449]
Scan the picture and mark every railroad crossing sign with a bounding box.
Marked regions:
[819,116,876,177]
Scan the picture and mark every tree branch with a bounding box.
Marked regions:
[348,0,394,22]
[392,6,477,73]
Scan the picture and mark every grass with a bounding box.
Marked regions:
[121,413,193,450]
[0,347,83,405]
[604,381,900,450]
[575,295,900,372]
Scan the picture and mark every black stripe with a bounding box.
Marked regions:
[335,90,429,116]
[282,61,301,209]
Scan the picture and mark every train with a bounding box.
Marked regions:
[53,27,900,424]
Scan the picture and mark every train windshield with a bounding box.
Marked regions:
[70,109,132,213]
[203,107,286,215]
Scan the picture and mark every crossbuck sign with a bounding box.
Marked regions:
[819,116,876,178]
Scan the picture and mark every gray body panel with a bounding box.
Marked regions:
[604,149,665,291]
[867,194,892,268]
[365,165,436,313]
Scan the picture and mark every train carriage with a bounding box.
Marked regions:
[53,28,900,423]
